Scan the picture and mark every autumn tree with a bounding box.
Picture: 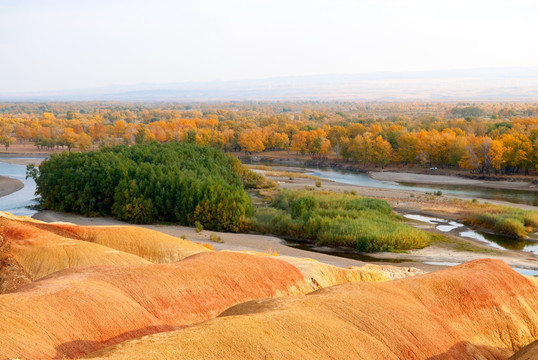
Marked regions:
[238,128,265,153]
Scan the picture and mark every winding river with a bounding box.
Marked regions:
[0,160,38,216]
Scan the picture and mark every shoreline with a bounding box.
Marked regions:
[0,175,24,198]
[31,209,538,273]
[370,171,537,192]
[255,169,538,211]
[238,152,537,187]
[32,210,434,271]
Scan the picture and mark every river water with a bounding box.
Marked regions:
[307,168,538,207]
[403,214,538,256]
[0,160,39,216]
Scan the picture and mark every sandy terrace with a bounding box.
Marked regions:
[33,210,437,271]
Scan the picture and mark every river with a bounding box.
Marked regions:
[307,168,538,206]
[0,160,39,216]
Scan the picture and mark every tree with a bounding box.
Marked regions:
[237,128,265,153]
[369,135,393,167]
[499,133,533,174]
[488,139,505,174]
[396,132,418,164]
[290,131,308,155]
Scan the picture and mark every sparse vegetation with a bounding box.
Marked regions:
[253,190,431,252]
[209,233,223,243]
[265,171,321,180]
[467,207,538,239]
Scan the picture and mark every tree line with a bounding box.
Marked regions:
[3,102,537,175]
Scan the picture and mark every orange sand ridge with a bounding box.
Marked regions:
[87,259,538,360]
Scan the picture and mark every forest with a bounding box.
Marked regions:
[29,143,258,232]
[1,101,537,175]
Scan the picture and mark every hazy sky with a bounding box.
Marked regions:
[1,0,537,93]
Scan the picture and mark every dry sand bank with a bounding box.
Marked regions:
[33,210,432,271]
[33,210,538,273]
[0,175,23,198]
[0,156,45,166]
[370,171,537,191]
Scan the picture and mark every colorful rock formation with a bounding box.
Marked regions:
[0,252,308,359]
[86,260,538,360]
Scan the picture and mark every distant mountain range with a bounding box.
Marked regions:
[2,67,538,102]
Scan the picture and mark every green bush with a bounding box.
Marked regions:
[290,196,318,219]
[210,233,223,242]
[31,143,254,232]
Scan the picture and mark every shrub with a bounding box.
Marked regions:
[253,190,430,252]
[209,233,223,243]
[290,196,318,219]
[315,180,322,187]
[195,221,203,233]
[468,207,538,239]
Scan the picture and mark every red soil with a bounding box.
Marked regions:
[0,251,308,359]
[87,259,538,360]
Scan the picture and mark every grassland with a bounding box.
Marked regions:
[253,190,432,252]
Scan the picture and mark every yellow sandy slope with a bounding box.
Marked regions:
[0,252,310,359]
[0,216,150,292]
[0,212,210,293]
[86,259,538,360]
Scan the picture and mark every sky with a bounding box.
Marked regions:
[1,0,537,93]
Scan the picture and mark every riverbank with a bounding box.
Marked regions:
[254,168,538,211]
[370,171,537,191]
[253,169,538,271]
[0,175,23,198]
[32,210,433,271]
[237,151,538,186]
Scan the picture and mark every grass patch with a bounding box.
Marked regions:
[209,233,223,243]
[195,221,203,233]
[430,233,501,254]
[265,171,321,180]
[465,206,538,239]
[252,190,431,252]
